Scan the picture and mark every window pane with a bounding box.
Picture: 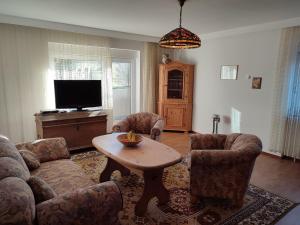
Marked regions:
[112,62,130,88]
[112,61,131,120]
[54,58,102,80]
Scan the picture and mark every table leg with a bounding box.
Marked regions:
[135,169,170,216]
[100,157,130,183]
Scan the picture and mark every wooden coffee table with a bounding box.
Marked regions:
[92,133,182,216]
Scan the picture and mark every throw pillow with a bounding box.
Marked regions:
[19,150,40,171]
[27,176,57,204]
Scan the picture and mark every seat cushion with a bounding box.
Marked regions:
[27,176,57,204]
[31,159,95,195]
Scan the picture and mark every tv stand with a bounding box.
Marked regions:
[35,111,107,151]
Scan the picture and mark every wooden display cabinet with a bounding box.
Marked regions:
[158,61,194,132]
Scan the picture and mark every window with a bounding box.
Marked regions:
[47,42,112,109]
[112,61,131,88]
[112,60,132,120]
[54,58,102,80]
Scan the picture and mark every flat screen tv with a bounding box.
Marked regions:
[54,80,102,111]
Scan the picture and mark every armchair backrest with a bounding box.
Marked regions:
[0,135,36,225]
[127,112,162,134]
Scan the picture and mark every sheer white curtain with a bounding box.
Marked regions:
[0,24,48,142]
[270,26,300,160]
[0,24,113,142]
[141,42,175,112]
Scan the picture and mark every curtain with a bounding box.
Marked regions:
[0,24,112,143]
[141,42,175,112]
[270,26,300,159]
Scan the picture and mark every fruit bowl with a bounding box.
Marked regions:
[117,133,142,147]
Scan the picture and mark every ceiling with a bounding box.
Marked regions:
[0,0,300,37]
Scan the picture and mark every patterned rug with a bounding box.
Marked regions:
[72,151,296,225]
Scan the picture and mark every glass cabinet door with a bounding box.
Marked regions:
[167,69,184,99]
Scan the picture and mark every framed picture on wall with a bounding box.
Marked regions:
[252,77,262,89]
[220,65,238,80]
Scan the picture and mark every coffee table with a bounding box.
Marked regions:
[92,133,182,216]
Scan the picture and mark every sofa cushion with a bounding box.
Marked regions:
[31,159,95,195]
[0,136,30,173]
[0,157,30,181]
[0,177,35,225]
[20,138,70,163]
[27,176,57,204]
[20,150,40,171]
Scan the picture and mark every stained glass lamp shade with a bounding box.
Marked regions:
[159,0,201,49]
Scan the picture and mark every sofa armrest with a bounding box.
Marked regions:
[16,137,70,163]
[150,119,164,140]
[190,134,227,150]
[112,119,130,132]
[36,181,122,225]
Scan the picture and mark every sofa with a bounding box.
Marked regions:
[190,133,262,207]
[112,112,164,140]
[0,135,123,225]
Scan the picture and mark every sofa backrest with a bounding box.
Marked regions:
[0,135,36,225]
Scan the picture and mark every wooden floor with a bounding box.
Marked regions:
[160,131,300,224]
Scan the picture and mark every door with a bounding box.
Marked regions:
[163,104,186,130]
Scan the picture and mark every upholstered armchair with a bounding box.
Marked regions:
[112,112,164,140]
[189,133,262,207]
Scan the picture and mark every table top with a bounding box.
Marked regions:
[92,133,182,170]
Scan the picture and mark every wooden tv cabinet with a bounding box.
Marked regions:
[35,111,107,151]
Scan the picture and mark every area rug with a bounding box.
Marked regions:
[72,151,296,225]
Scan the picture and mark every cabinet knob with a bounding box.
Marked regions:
[76,125,80,131]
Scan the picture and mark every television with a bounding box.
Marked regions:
[54,80,102,111]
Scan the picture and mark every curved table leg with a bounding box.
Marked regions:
[135,169,170,216]
[100,157,130,183]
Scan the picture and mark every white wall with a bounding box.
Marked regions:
[181,29,281,151]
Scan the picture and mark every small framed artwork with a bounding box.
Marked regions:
[220,65,238,80]
[252,77,262,89]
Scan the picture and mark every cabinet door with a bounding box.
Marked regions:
[163,104,186,130]
[163,67,189,103]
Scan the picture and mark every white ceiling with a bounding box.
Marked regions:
[0,0,300,37]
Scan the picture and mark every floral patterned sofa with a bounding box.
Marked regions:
[112,112,164,140]
[190,133,262,207]
[0,135,122,225]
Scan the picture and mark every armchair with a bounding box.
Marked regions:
[190,133,262,207]
[112,112,164,140]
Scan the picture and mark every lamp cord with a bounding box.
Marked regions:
[178,0,185,28]
[179,5,182,27]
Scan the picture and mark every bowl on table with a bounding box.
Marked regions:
[117,133,143,147]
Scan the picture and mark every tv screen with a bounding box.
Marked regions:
[54,80,102,110]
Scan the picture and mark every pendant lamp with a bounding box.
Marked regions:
[159,0,201,49]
